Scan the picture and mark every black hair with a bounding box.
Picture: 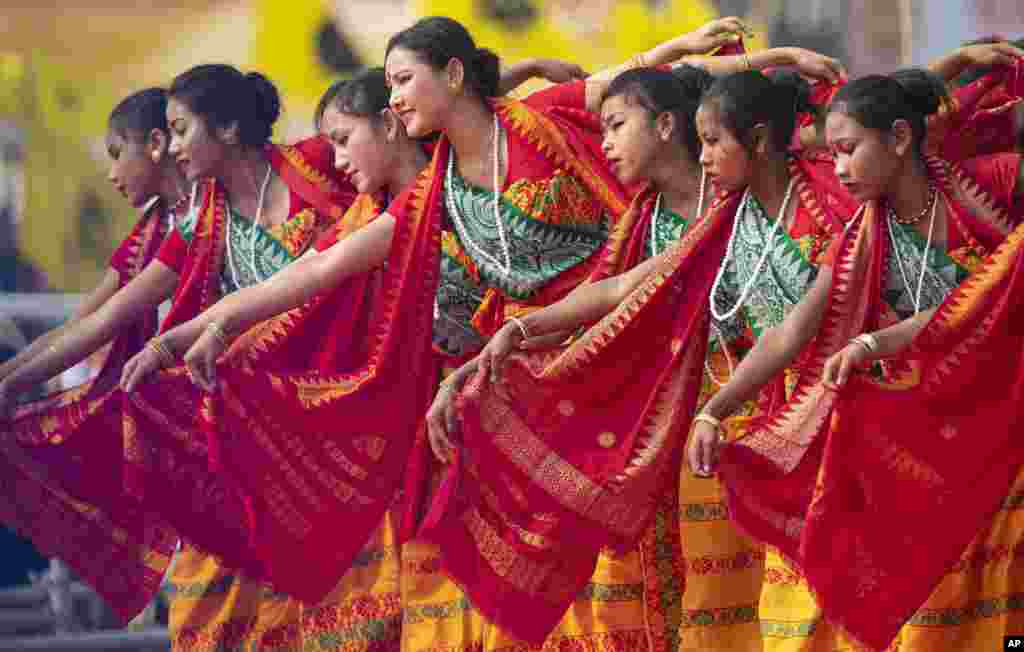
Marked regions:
[829,68,947,154]
[314,67,389,130]
[386,16,500,99]
[602,65,713,163]
[168,64,281,146]
[700,69,814,153]
[108,88,168,143]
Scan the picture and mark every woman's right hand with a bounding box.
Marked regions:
[120,346,167,393]
[687,419,722,477]
[476,322,524,386]
[182,327,228,393]
[425,380,462,464]
[679,16,751,54]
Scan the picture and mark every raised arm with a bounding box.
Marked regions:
[0,261,178,413]
[688,265,833,475]
[498,59,588,96]
[0,269,121,381]
[928,42,1024,82]
[682,46,846,82]
[583,16,750,112]
[123,213,395,393]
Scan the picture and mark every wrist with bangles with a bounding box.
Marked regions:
[693,412,728,443]
[147,337,176,368]
[506,315,532,349]
[206,321,231,349]
[848,332,878,357]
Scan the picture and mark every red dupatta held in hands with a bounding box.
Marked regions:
[118,94,633,615]
[0,138,355,621]
[432,146,860,643]
[718,154,1024,651]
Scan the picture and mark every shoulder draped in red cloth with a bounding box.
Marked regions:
[99,94,640,636]
[0,139,355,621]
[718,153,1024,651]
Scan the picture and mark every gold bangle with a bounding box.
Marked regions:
[206,322,230,348]
[850,333,878,354]
[742,53,752,70]
[147,337,175,368]
[507,316,531,343]
[693,413,722,431]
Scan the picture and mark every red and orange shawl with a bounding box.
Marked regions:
[718,153,1024,651]
[432,149,858,643]
[0,137,355,621]
[91,93,637,628]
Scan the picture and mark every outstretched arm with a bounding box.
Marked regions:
[123,213,395,393]
[0,269,121,381]
[688,265,833,475]
[0,261,178,411]
[498,59,588,96]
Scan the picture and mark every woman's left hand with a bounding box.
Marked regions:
[822,342,869,391]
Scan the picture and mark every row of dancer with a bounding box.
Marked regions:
[1,13,1023,652]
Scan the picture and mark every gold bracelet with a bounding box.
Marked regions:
[507,316,532,343]
[850,333,878,354]
[206,322,230,348]
[147,337,175,368]
[693,413,722,431]
[742,53,752,71]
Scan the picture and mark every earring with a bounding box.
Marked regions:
[151,151,162,164]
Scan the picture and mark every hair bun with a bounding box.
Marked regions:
[890,68,946,117]
[768,69,814,115]
[245,72,282,127]
[472,47,501,97]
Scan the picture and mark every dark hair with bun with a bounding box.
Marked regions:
[386,16,501,99]
[829,68,947,154]
[700,69,814,153]
[109,88,169,143]
[169,64,281,146]
[602,65,713,163]
[314,67,390,130]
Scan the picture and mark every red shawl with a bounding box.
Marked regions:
[717,154,1024,651]
[434,150,859,643]
[0,139,355,621]
[103,95,634,621]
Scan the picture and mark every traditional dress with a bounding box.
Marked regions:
[719,152,1024,652]
[0,138,359,651]
[17,81,664,652]
[0,195,175,611]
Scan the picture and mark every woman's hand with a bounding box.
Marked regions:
[425,380,462,465]
[678,16,750,55]
[785,47,847,83]
[532,59,588,84]
[120,346,168,393]
[822,342,870,391]
[476,322,524,385]
[182,327,228,393]
[687,419,723,477]
[956,42,1024,69]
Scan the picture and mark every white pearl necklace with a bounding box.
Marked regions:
[709,178,796,322]
[226,164,273,290]
[888,189,939,315]
[444,113,510,278]
[650,170,706,257]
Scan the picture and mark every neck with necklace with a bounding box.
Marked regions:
[225,163,274,290]
[888,183,940,315]
[444,112,510,278]
[650,170,706,256]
